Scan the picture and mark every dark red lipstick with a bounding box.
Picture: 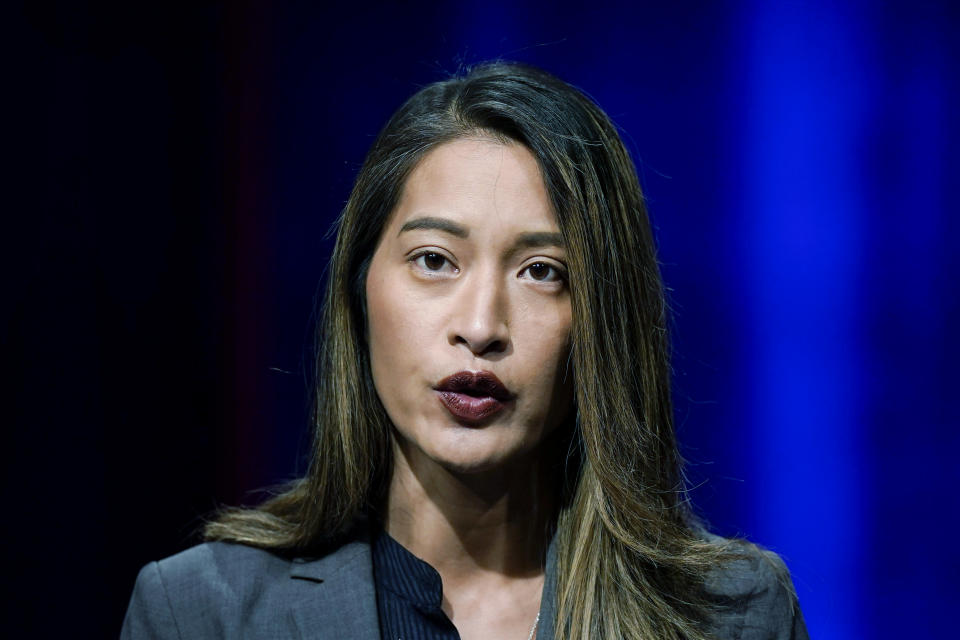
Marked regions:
[434,370,513,423]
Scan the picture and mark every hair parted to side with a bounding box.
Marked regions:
[205,62,747,639]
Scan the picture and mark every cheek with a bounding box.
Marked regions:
[365,259,434,423]
[365,259,402,396]
[368,284,423,369]
[526,300,572,364]
[516,303,573,406]
[537,319,575,436]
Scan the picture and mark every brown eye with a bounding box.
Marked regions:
[528,262,551,280]
[411,251,456,274]
[423,252,446,270]
[522,261,564,282]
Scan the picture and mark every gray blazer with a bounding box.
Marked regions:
[121,528,808,639]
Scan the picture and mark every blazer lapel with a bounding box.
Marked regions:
[287,538,381,639]
[282,527,557,640]
[537,534,557,640]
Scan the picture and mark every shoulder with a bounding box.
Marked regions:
[121,533,380,640]
[704,540,810,640]
[120,542,300,640]
[157,540,292,592]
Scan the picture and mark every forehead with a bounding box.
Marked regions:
[388,137,558,234]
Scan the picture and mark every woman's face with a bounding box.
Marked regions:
[365,137,573,475]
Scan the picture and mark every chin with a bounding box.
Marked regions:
[424,430,531,475]
[435,458,501,476]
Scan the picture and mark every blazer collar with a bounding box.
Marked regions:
[539,534,558,640]
[286,531,381,639]
[283,523,558,640]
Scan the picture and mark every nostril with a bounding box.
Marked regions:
[450,314,509,355]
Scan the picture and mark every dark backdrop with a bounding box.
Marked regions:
[10,2,959,637]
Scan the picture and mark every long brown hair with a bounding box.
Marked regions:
[206,62,741,639]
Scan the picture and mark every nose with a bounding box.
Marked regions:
[448,269,509,357]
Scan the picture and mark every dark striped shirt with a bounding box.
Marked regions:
[373,529,460,640]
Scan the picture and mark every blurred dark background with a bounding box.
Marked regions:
[9,1,959,637]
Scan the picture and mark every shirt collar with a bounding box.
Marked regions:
[372,528,446,614]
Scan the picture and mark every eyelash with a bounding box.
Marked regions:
[408,251,567,284]
[410,251,457,275]
[521,261,566,283]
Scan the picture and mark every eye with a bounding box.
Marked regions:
[521,261,566,283]
[410,251,457,275]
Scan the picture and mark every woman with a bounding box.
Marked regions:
[122,62,808,639]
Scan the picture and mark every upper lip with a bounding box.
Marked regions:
[435,370,514,401]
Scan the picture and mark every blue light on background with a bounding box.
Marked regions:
[735,2,870,636]
[260,3,958,637]
[22,2,956,636]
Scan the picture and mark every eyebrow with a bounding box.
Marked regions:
[398,216,565,249]
[398,216,469,238]
[513,231,565,249]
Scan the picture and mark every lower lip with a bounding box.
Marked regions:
[436,391,506,423]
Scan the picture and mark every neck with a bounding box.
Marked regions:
[384,437,556,581]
